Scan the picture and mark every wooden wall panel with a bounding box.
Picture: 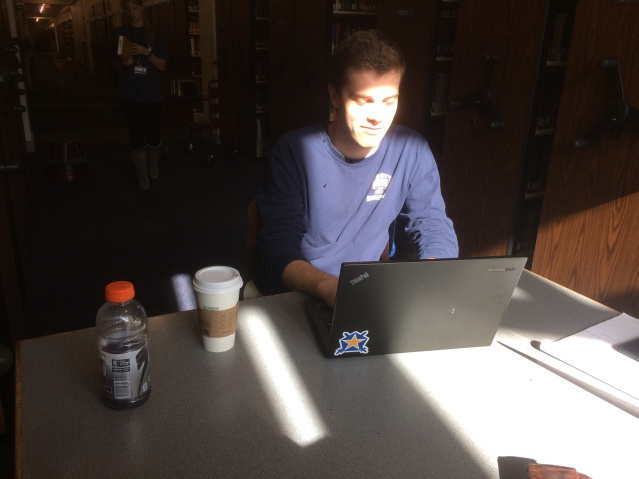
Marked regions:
[533,2,639,316]
[438,1,547,258]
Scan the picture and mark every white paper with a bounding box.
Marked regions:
[539,313,639,400]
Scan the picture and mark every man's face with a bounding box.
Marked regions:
[125,2,144,23]
[330,68,402,153]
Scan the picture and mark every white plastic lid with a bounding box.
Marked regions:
[192,266,243,294]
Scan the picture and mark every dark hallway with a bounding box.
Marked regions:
[22,75,267,338]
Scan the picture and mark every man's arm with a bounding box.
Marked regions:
[282,260,339,308]
[401,142,458,259]
[129,43,166,72]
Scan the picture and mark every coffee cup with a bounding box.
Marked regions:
[192,266,243,352]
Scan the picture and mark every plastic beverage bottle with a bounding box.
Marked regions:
[96,281,151,410]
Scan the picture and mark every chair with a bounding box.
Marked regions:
[243,199,263,300]
[246,198,260,283]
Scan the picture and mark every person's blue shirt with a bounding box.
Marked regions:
[255,123,458,295]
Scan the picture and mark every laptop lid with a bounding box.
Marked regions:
[308,256,526,358]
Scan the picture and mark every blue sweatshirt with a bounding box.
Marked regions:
[255,124,458,294]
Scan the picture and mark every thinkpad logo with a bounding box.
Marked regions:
[488,267,515,272]
[349,272,369,285]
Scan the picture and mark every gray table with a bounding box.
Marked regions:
[16,271,639,478]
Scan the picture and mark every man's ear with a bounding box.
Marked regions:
[328,84,340,109]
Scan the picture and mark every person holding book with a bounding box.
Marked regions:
[252,30,458,306]
[108,0,168,190]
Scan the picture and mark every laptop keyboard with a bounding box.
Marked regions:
[310,299,334,331]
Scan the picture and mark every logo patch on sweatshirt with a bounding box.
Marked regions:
[367,173,392,201]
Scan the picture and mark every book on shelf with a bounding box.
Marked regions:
[535,77,562,130]
[176,79,198,97]
[255,0,268,18]
[190,37,201,56]
[256,88,268,112]
[524,151,550,199]
[255,59,268,82]
[431,72,450,115]
[437,18,456,59]
[548,12,568,62]
[441,5,457,18]
[333,0,377,13]
[255,22,269,48]
[332,23,369,52]
[190,59,202,76]
[256,118,263,142]
[117,35,133,63]
[256,118,269,157]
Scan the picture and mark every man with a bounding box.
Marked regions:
[254,30,458,307]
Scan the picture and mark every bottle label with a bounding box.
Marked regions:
[100,345,150,401]
[198,303,238,338]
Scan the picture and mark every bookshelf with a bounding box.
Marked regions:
[215,0,328,159]
[331,0,378,53]
[56,17,75,60]
[507,0,577,267]
[254,0,269,157]
[86,0,112,81]
[187,0,202,94]
[329,0,378,121]
[422,0,458,163]
[185,0,204,123]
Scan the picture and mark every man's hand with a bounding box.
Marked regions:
[282,260,339,308]
[130,42,150,58]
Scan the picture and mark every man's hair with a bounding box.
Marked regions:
[329,29,406,94]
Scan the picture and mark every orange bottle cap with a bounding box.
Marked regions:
[105,281,135,302]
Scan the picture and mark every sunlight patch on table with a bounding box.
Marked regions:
[390,352,495,477]
[390,347,628,475]
[171,274,197,311]
[240,310,328,447]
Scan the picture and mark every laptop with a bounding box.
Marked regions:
[305,256,526,358]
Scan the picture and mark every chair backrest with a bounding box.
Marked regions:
[246,199,260,281]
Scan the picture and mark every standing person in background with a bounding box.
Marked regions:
[108,0,168,190]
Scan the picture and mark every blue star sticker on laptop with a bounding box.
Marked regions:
[335,331,370,356]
